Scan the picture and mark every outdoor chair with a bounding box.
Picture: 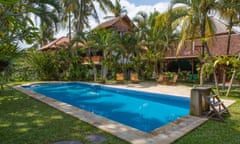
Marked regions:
[130,73,139,83]
[157,74,164,83]
[169,74,178,85]
[116,73,124,83]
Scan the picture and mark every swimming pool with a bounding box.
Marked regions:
[23,82,190,132]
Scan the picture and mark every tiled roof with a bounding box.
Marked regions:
[165,34,240,59]
[40,16,134,51]
[39,37,70,51]
[165,18,240,59]
[95,15,134,31]
[97,17,120,29]
[39,36,83,51]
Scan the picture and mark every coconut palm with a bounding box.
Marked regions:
[226,53,240,96]
[133,11,157,75]
[170,0,217,56]
[170,0,217,86]
[104,0,127,19]
[87,28,122,80]
[211,0,240,92]
[0,0,64,83]
[216,0,240,96]
[23,0,61,47]
[61,0,114,33]
[133,11,150,41]
[72,31,99,81]
[133,11,178,75]
[37,9,60,47]
[61,0,114,57]
[217,0,240,55]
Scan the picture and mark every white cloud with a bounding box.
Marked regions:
[120,0,170,19]
[56,0,170,38]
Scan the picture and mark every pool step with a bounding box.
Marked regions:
[204,92,230,121]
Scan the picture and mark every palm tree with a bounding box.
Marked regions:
[133,11,156,76]
[170,0,217,86]
[204,0,240,93]
[133,11,149,41]
[226,53,240,96]
[217,0,240,55]
[216,0,240,92]
[215,0,240,96]
[87,28,121,80]
[61,0,114,34]
[104,0,127,19]
[1,0,63,82]
[73,31,100,81]
[24,0,61,47]
[61,0,114,57]
[61,0,76,38]
[133,11,178,75]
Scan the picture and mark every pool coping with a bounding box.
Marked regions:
[13,82,235,144]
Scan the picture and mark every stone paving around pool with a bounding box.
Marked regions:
[14,82,235,144]
[104,82,191,97]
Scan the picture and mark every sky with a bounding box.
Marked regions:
[21,0,171,48]
[56,0,171,38]
[90,0,171,28]
[115,0,171,18]
[127,0,170,6]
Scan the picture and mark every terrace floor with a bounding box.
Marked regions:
[104,82,191,97]
[14,82,235,144]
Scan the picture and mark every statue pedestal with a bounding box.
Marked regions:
[190,87,211,116]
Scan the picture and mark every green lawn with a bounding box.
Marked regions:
[174,87,240,144]
[0,84,240,144]
[0,86,129,144]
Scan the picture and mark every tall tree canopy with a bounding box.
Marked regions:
[61,0,114,35]
[0,0,61,73]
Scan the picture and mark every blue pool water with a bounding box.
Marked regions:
[23,82,190,132]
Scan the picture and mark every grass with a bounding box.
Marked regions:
[1,83,240,144]
[174,87,240,144]
[0,85,129,144]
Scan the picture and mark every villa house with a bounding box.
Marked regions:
[39,15,136,80]
[39,15,240,82]
[163,18,240,80]
[82,15,135,65]
[39,15,134,59]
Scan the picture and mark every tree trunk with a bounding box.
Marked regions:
[102,50,107,80]
[68,13,72,40]
[77,0,84,33]
[226,15,233,55]
[68,13,72,56]
[226,69,236,97]
[226,53,240,96]
[93,66,97,82]
[200,66,204,86]
[213,71,220,96]
[222,16,233,94]
[222,68,226,95]
[199,13,206,86]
